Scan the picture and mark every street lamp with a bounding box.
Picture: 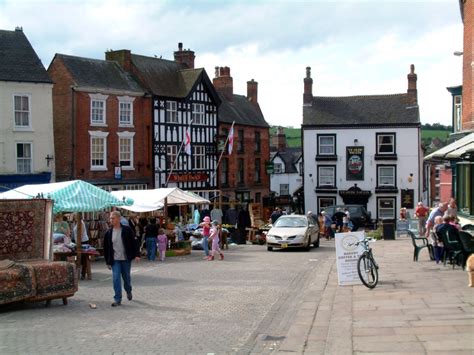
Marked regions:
[453,51,463,56]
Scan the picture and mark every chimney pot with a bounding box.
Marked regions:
[303,66,313,105]
[174,43,195,69]
[178,42,183,51]
[407,64,417,105]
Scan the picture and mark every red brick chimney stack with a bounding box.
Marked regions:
[174,42,195,69]
[213,66,233,101]
[247,79,258,105]
[105,49,132,71]
[303,66,313,106]
[407,64,418,105]
[273,126,287,152]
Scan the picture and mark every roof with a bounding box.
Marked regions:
[130,54,219,102]
[218,93,269,127]
[272,147,302,173]
[424,133,474,161]
[0,29,52,83]
[303,94,419,127]
[53,54,143,93]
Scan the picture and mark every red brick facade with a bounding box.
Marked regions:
[462,0,473,130]
[48,56,153,188]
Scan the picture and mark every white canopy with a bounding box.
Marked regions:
[424,133,474,161]
[110,187,210,212]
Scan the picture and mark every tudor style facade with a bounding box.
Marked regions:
[0,28,55,191]
[213,67,270,205]
[302,66,422,221]
[106,44,220,197]
[48,54,152,190]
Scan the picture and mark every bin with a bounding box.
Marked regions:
[382,219,395,240]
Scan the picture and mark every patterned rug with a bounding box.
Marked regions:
[0,262,36,305]
[0,199,51,260]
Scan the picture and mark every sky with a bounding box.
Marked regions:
[0,0,464,127]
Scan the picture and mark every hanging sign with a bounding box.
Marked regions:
[346,146,364,181]
[335,231,365,286]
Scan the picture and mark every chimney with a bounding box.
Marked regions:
[174,42,195,69]
[303,66,313,106]
[105,49,132,72]
[271,126,287,152]
[407,64,417,105]
[247,79,258,105]
[213,66,233,101]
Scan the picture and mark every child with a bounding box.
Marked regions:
[157,228,168,262]
[200,216,211,259]
[208,220,224,261]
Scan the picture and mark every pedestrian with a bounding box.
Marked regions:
[415,202,429,236]
[270,207,282,224]
[342,208,350,232]
[332,208,345,233]
[157,228,168,262]
[144,217,159,261]
[446,198,458,219]
[200,216,211,259]
[103,211,141,307]
[425,202,448,238]
[321,211,333,240]
[208,220,224,261]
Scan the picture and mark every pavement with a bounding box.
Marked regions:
[275,235,474,354]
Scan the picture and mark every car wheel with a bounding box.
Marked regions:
[304,241,311,251]
[314,236,320,248]
[267,246,273,251]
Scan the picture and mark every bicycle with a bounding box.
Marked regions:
[352,237,379,289]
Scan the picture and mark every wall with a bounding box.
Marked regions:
[462,0,473,131]
[270,155,302,196]
[0,81,55,179]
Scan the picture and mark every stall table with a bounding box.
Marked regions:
[54,249,100,280]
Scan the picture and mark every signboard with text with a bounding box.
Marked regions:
[401,189,414,209]
[346,146,364,181]
[335,231,365,286]
[168,173,208,183]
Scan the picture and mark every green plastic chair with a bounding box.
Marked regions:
[408,230,432,261]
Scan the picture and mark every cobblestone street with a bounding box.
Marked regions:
[0,243,333,354]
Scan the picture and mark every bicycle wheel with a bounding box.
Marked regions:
[357,252,379,289]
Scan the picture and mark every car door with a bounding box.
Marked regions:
[307,217,317,243]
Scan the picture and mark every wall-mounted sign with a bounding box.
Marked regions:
[114,166,122,180]
[401,189,414,209]
[265,161,274,174]
[346,146,364,181]
[168,173,208,183]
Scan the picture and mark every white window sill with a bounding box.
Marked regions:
[90,167,107,171]
[13,127,34,132]
[121,167,135,171]
[90,123,107,127]
[119,124,134,128]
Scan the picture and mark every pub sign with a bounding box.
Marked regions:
[401,189,414,209]
[346,146,364,181]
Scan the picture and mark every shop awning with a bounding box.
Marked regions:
[0,180,133,213]
[110,187,210,212]
[424,133,474,161]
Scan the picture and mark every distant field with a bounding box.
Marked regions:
[271,126,451,148]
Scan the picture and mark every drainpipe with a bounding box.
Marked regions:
[71,87,76,180]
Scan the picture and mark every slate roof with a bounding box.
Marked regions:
[218,93,270,128]
[54,54,143,93]
[303,94,419,127]
[130,54,209,99]
[0,29,52,83]
[272,147,302,174]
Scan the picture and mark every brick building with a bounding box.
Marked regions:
[460,0,473,131]
[213,66,270,206]
[48,54,152,190]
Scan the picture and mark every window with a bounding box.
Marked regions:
[220,158,229,185]
[318,135,335,155]
[119,139,132,168]
[378,198,396,219]
[454,95,462,132]
[118,97,134,126]
[14,95,30,128]
[377,165,395,186]
[254,158,261,183]
[318,197,336,213]
[91,100,105,124]
[274,163,283,174]
[89,131,108,170]
[16,143,32,173]
[193,145,205,169]
[237,158,244,184]
[299,161,303,176]
[318,166,335,187]
[255,192,261,203]
[255,132,261,152]
[237,129,244,153]
[280,184,289,196]
[167,145,178,169]
[166,101,177,123]
[192,103,205,124]
[376,133,395,155]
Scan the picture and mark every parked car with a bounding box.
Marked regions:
[266,215,319,251]
[322,205,372,231]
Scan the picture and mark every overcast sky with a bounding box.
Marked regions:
[0,0,463,127]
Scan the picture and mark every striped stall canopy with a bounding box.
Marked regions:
[0,180,133,213]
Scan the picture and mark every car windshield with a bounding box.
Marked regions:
[274,217,307,228]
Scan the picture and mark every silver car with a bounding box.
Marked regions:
[266,215,320,251]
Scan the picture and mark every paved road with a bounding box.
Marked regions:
[0,242,334,354]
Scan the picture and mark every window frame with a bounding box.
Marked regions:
[377,197,396,220]
[237,129,244,153]
[255,131,261,153]
[118,96,134,127]
[193,145,205,169]
[237,158,245,184]
[274,162,283,174]
[317,165,336,188]
[89,94,108,126]
[13,94,32,130]
[166,144,178,170]
[376,164,396,187]
[318,196,336,214]
[279,183,289,196]
[220,157,229,186]
[89,131,109,170]
[166,100,178,123]
[192,103,205,125]
[117,131,135,170]
[375,132,396,155]
[254,158,261,183]
[16,142,33,174]
[454,95,462,132]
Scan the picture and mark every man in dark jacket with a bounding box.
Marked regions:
[104,211,141,307]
